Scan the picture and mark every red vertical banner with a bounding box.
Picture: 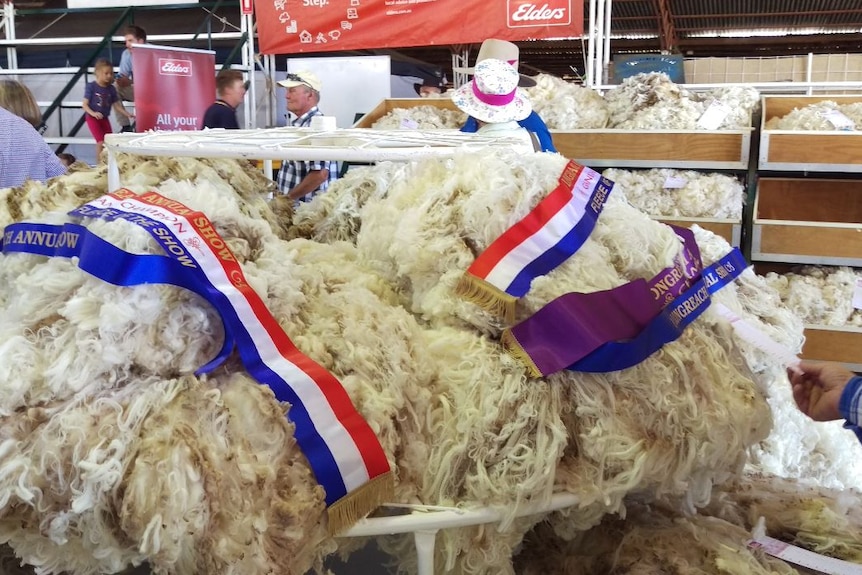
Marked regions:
[132,45,215,132]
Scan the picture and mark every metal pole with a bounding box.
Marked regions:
[594,0,605,88]
[4,2,17,71]
[240,11,255,128]
[586,0,597,87]
[603,0,612,84]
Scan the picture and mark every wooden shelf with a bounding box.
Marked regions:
[802,325,862,370]
[760,95,862,172]
[552,128,752,170]
[752,177,862,266]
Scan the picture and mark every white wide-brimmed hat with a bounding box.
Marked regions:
[453,38,537,88]
[451,58,531,124]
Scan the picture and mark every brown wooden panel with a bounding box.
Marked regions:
[765,132,862,166]
[763,95,862,122]
[757,224,862,259]
[657,218,736,244]
[757,178,862,223]
[353,98,460,128]
[553,131,745,162]
[802,327,862,364]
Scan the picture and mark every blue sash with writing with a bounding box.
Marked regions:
[569,248,747,373]
[1,221,236,374]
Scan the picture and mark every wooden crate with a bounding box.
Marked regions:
[802,325,862,371]
[759,95,862,172]
[656,216,741,246]
[552,128,752,170]
[752,177,862,266]
[352,98,462,128]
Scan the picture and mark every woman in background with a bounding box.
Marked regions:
[0,79,43,129]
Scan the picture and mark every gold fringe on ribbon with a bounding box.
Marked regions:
[454,273,517,324]
[327,471,395,536]
[501,328,543,378]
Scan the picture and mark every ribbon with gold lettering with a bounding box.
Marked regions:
[502,225,703,377]
[505,247,746,375]
[71,190,392,534]
[455,161,613,322]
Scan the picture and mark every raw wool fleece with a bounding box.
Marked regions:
[763,265,862,327]
[523,73,609,129]
[0,158,338,574]
[513,501,800,575]
[706,473,862,562]
[370,105,467,130]
[290,150,809,572]
[765,101,862,130]
[603,72,759,130]
[603,167,745,218]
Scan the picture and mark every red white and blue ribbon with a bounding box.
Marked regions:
[4,189,393,533]
[455,160,613,322]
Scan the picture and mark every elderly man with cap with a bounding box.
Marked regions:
[456,39,556,153]
[451,58,536,153]
[275,70,338,203]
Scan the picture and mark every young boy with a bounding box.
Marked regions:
[82,58,134,161]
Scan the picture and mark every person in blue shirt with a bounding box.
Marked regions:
[116,25,146,132]
[456,39,556,153]
[788,360,862,443]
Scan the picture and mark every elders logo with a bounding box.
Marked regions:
[159,58,193,77]
[508,0,571,27]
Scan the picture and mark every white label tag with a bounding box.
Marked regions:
[853,278,862,310]
[663,176,688,189]
[822,109,856,131]
[400,118,419,130]
[748,536,862,575]
[696,101,731,130]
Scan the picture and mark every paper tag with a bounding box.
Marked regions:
[400,118,419,130]
[663,176,688,189]
[748,536,862,575]
[821,109,855,131]
[696,100,731,130]
[853,278,862,310]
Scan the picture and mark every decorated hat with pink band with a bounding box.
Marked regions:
[451,58,532,124]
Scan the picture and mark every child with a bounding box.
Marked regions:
[82,58,134,161]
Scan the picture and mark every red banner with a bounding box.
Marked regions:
[255,0,584,54]
[132,45,215,132]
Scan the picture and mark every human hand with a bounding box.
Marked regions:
[788,360,856,421]
[92,112,104,119]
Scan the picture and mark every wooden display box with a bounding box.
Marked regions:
[353,98,462,128]
[656,216,741,246]
[802,325,862,371]
[759,95,862,172]
[752,177,862,266]
[551,128,752,170]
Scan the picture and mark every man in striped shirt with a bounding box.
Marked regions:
[275,71,337,203]
[0,105,66,188]
[789,360,862,443]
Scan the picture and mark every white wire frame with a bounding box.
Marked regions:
[104,127,531,190]
[339,492,580,575]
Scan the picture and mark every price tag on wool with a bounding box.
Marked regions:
[821,109,855,131]
[853,278,862,310]
[748,535,862,575]
[663,176,688,189]
[400,118,419,130]
[696,100,731,130]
